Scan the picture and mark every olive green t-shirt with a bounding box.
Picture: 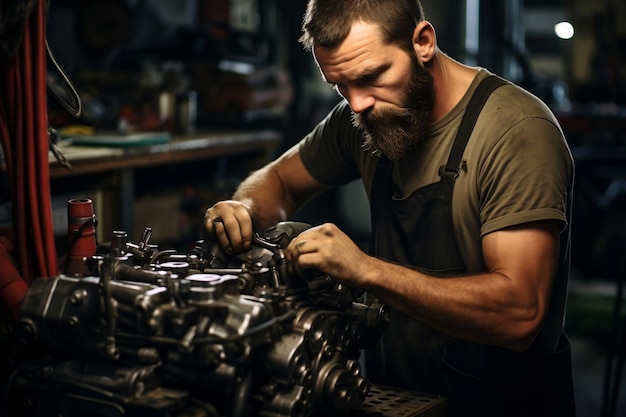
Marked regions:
[299,69,574,350]
[299,69,573,273]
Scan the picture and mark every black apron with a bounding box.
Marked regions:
[365,75,576,417]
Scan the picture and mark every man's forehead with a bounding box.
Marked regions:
[313,22,396,81]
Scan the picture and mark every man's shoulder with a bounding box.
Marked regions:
[467,76,568,161]
[472,69,557,120]
[488,79,559,123]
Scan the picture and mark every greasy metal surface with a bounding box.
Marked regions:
[347,385,447,417]
[12,223,390,417]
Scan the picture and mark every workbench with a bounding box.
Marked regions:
[347,385,446,417]
[49,129,282,246]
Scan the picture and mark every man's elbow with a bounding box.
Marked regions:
[504,307,546,352]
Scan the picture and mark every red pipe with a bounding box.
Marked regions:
[0,97,25,323]
[36,0,58,277]
[0,228,29,321]
[0,0,58,320]
[17,27,33,283]
[37,0,58,277]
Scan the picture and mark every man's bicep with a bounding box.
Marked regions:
[482,220,560,297]
[478,220,561,349]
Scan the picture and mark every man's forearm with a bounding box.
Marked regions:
[231,145,325,232]
[231,166,293,232]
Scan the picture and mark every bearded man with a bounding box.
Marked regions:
[204,1,576,415]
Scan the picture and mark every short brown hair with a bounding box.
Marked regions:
[299,0,425,53]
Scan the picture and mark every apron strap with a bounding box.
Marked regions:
[439,75,508,195]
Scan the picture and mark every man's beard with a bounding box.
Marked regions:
[352,55,434,160]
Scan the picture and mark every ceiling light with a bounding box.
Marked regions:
[554,21,574,40]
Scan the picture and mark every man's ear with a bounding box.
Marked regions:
[412,21,436,63]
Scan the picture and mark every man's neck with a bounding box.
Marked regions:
[430,50,480,122]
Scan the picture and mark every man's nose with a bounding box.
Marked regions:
[345,88,375,114]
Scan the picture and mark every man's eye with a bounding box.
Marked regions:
[358,74,378,86]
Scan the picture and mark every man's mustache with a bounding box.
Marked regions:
[352,105,414,130]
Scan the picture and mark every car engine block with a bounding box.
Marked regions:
[7,222,389,417]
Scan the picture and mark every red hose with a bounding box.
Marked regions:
[0,228,29,321]
[15,29,32,283]
[0,0,58,320]
[33,0,56,276]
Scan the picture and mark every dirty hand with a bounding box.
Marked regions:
[285,223,370,286]
[203,200,253,254]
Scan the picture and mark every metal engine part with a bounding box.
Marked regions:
[6,222,389,417]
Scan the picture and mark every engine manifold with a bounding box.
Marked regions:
[8,222,389,417]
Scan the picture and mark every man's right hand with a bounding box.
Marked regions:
[203,200,254,254]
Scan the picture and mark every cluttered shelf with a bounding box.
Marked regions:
[49,129,282,178]
[47,129,282,247]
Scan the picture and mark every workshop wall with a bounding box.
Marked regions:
[45,0,293,251]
